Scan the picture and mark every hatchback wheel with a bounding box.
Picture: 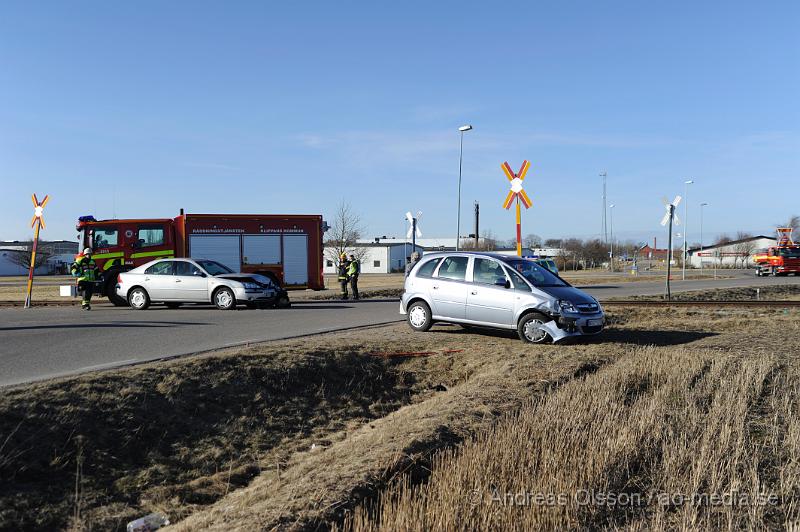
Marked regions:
[214,287,236,310]
[407,301,432,332]
[128,288,150,310]
[517,312,551,344]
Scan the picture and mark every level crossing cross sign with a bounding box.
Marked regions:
[24,193,50,308]
[501,160,532,256]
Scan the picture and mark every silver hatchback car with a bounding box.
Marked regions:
[400,252,604,343]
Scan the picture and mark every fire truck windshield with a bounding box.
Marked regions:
[777,248,800,259]
[197,260,234,276]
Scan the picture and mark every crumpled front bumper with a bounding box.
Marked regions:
[233,286,278,303]
[537,312,605,343]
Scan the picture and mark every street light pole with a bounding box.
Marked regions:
[600,172,607,242]
[700,202,708,275]
[682,179,693,280]
[609,204,615,271]
[456,125,472,251]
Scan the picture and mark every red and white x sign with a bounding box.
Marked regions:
[501,160,532,210]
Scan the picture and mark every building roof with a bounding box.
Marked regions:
[688,235,775,253]
[328,242,425,249]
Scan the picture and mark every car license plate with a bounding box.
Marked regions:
[587,319,603,326]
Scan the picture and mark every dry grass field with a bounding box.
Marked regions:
[339,329,800,531]
[1,295,798,530]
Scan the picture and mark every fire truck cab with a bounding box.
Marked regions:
[754,246,800,276]
[753,228,800,277]
[77,212,325,305]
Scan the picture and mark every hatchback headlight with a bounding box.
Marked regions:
[242,282,261,291]
[558,299,578,313]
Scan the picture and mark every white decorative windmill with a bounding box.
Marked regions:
[406,211,422,249]
[660,195,682,300]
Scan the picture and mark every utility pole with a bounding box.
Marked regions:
[682,179,693,280]
[600,172,607,242]
[473,202,480,248]
[666,204,674,300]
[700,202,708,275]
[609,204,615,271]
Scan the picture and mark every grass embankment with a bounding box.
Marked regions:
[341,328,800,530]
[624,284,800,302]
[2,302,799,530]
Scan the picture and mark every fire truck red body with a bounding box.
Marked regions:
[753,228,800,276]
[77,212,325,304]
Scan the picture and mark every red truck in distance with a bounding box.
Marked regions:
[753,228,800,277]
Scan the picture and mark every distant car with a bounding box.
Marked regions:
[533,258,558,274]
[401,252,603,343]
[116,258,282,310]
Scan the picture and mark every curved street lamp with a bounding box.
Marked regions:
[456,125,472,251]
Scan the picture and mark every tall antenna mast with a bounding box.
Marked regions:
[600,172,607,242]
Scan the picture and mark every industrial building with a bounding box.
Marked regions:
[688,235,776,268]
[323,242,425,274]
[0,240,79,276]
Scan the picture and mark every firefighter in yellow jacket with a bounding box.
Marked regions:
[71,248,99,310]
[347,254,360,300]
[337,253,350,299]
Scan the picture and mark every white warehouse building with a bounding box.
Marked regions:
[688,235,776,268]
[323,242,425,274]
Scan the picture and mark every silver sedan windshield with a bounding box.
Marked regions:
[503,259,568,287]
[196,260,234,276]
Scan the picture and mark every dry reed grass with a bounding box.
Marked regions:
[338,319,800,531]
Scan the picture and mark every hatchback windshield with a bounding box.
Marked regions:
[196,260,234,276]
[502,258,568,287]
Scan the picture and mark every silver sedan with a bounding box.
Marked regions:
[116,258,278,310]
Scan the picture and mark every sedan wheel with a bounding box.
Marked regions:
[128,288,150,310]
[407,301,432,332]
[214,287,236,310]
[518,312,550,343]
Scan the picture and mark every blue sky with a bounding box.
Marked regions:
[1,1,798,246]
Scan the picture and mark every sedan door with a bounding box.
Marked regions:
[429,256,469,320]
[141,261,176,301]
[465,258,516,327]
[173,261,211,302]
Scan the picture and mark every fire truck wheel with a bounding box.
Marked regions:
[128,288,150,310]
[213,287,236,310]
[104,277,128,306]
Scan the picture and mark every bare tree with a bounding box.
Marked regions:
[778,215,799,234]
[733,231,756,268]
[715,234,733,245]
[563,238,583,270]
[544,238,561,248]
[6,241,50,271]
[523,233,543,249]
[324,201,368,266]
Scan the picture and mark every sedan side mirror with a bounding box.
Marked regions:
[495,278,511,289]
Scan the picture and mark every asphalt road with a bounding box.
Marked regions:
[1,274,798,387]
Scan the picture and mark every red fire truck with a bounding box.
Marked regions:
[753,228,800,276]
[76,211,326,304]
